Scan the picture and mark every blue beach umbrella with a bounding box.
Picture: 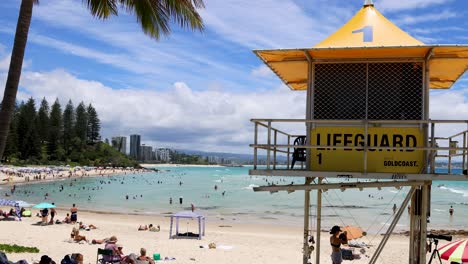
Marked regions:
[16,200,32,208]
[33,202,56,209]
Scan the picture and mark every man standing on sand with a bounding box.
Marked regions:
[449,206,454,216]
[70,203,78,223]
[50,203,57,224]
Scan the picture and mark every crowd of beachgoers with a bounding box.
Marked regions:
[0,166,152,186]
[1,201,164,264]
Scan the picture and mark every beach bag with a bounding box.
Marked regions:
[341,249,354,260]
[22,211,31,217]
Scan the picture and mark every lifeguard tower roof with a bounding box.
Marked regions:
[254,1,468,90]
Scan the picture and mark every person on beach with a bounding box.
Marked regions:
[449,206,454,216]
[138,225,148,231]
[41,208,49,225]
[104,236,135,264]
[49,203,56,224]
[79,222,97,230]
[70,227,88,243]
[169,197,173,204]
[137,248,155,264]
[70,204,78,223]
[148,224,160,232]
[63,213,71,223]
[330,225,348,264]
[392,204,397,214]
[179,196,183,205]
[191,203,195,212]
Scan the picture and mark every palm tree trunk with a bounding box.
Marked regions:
[0,0,34,160]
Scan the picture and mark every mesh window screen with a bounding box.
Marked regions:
[314,63,366,119]
[368,63,423,120]
[313,62,423,120]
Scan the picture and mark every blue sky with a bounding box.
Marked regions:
[0,0,467,153]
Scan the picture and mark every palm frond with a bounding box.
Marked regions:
[118,0,204,40]
[83,0,118,19]
[163,0,205,32]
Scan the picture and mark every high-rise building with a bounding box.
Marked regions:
[129,134,141,159]
[111,136,127,154]
[156,148,172,162]
[140,145,153,161]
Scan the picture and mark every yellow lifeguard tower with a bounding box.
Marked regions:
[249,1,468,263]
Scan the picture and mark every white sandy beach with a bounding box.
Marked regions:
[0,208,450,264]
[0,168,146,186]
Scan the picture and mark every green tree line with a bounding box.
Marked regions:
[3,97,136,167]
[170,150,208,165]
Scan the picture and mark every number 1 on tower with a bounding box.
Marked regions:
[352,25,373,42]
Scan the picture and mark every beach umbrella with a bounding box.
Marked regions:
[343,226,366,240]
[15,200,32,207]
[438,239,468,263]
[33,202,56,209]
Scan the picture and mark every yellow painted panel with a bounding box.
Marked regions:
[310,126,424,173]
[314,6,423,48]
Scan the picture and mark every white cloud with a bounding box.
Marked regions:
[430,90,468,119]
[0,42,5,55]
[410,26,465,35]
[393,10,457,25]
[251,65,274,78]
[0,55,10,71]
[414,35,440,44]
[9,66,306,153]
[377,0,452,11]
[27,1,257,89]
[200,0,339,48]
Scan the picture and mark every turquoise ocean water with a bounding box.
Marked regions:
[2,166,468,233]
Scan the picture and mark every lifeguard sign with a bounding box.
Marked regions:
[254,0,468,175]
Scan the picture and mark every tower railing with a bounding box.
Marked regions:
[250,119,468,177]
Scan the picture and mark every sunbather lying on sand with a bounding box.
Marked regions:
[79,222,97,230]
[91,238,110,244]
[148,224,160,232]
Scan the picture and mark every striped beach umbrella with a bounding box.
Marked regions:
[438,239,468,263]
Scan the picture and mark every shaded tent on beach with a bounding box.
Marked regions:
[169,211,205,240]
[0,199,21,220]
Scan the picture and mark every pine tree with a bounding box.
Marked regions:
[74,102,88,143]
[87,104,100,144]
[48,99,63,159]
[16,98,40,159]
[37,97,50,144]
[62,100,75,154]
